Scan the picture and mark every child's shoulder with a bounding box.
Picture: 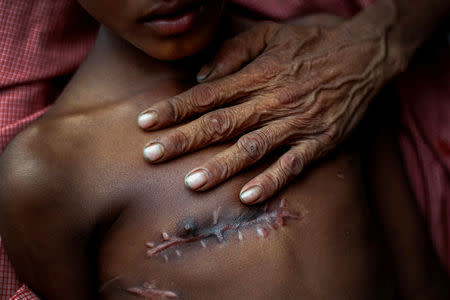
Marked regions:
[0,119,71,202]
[0,117,111,299]
[0,116,108,232]
[1,114,84,183]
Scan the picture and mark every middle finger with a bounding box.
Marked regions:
[143,101,262,163]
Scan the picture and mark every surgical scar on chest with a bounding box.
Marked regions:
[146,198,299,258]
[123,199,299,299]
[126,282,178,299]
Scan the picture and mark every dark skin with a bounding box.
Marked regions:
[0,8,447,300]
[137,0,450,205]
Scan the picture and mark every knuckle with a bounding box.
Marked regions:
[280,153,304,176]
[320,131,334,146]
[316,134,335,155]
[209,156,232,180]
[200,109,234,140]
[163,98,180,122]
[249,55,280,82]
[316,124,339,151]
[238,131,269,161]
[263,170,281,192]
[275,87,298,105]
[189,84,217,109]
[170,129,190,153]
[213,61,228,75]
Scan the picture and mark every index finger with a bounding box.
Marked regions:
[137,66,264,130]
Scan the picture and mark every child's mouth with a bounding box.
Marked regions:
[139,1,205,36]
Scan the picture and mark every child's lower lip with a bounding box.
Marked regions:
[145,9,197,36]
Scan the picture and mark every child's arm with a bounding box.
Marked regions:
[0,130,98,300]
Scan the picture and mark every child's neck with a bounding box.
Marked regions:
[56,12,254,110]
[57,26,203,109]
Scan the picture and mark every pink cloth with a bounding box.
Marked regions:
[397,44,450,271]
[0,0,97,153]
[232,0,375,19]
[0,1,97,299]
[0,0,448,299]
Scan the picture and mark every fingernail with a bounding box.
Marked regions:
[138,111,158,129]
[240,185,263,204]
[196,65,213,82]
[185,169,208,190]
[143,143,164,162]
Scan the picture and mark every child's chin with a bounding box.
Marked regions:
[147,42,208,61]
[152,51,198,61]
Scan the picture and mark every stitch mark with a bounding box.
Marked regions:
[145,198,299,258]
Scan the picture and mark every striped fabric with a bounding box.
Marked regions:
[0,1,97,298]
[0,0,98,153]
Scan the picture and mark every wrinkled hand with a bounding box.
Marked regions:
[138,20,398,204]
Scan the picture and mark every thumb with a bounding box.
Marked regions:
[197,21,280,82]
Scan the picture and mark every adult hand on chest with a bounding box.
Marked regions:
[137,15,402,205]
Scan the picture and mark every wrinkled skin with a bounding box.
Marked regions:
[139,18,405,204]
